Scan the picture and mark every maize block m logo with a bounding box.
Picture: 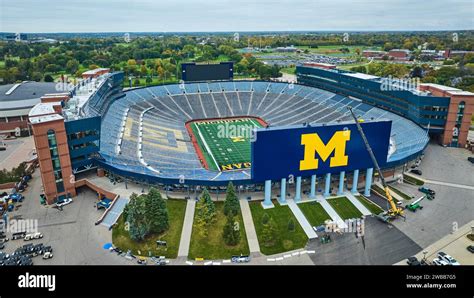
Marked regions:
[299,130,351,171]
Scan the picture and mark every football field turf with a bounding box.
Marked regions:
[188,117,264,171]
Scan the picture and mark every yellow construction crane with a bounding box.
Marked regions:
[347,106,405,221]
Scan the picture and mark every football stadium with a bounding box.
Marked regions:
[92,78,427,185]
[26,62,474,206]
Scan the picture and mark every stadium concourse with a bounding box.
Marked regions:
[94,80,428,200]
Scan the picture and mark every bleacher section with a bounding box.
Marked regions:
[94,81,429,184]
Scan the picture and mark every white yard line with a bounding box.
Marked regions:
[194,123,220,171]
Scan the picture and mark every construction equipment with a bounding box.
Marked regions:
[347,106,405,222]
[405,196,425,212]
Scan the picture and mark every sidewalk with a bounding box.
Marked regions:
[177,199,196,257]
[239,199,261,253]
[287,199,317,239]
[318,197,347,229]
[344,191,372,216]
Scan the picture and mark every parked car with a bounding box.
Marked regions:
[24,232,43,241]
[467,245,474,253]
[410,169,422,175]
[42,252,53,259]
[56,198,72,207]
[231,255,251,263]
[11,232,26,240]
[406,256,420,266]
[418,186,435,196]
[437,252,460,265]
[432,258,449,266]
[150,256,167,266]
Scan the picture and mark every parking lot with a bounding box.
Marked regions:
[392,143,474,249]
[306,217,421,265]
[1,170,129,265]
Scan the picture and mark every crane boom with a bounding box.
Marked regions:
[347,106,404,219]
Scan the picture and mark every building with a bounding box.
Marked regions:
[82,68,110,80]
[444,49,474,59]
[362,50,387,59]
[388,49,411,61]
[0,82,61,137]
[275,46,299,53]
[28,72,123,204]
[303,62,336,69]
[28,66,433,206]
[296,65,474,147]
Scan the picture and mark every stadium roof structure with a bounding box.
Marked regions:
[91,80,429,185]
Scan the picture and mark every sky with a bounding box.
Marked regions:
[0,0,473,33]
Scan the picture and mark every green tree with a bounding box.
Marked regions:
[145,187,169,234]
[261,213,270,225]
[201,188,216,223]
[66,59,80,74]
[222,213,241,246]
[288,218,295,232]
[125,193,150,241]
[223,182,240,217]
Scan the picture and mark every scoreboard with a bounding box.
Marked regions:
[181,62,233,82]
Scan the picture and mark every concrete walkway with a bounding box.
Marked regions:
[287,199,318,239]
[424,179,474,191]
[344,191,372,216]
[239,199,261,253]
[318,197,347,229]
[177,199,196,257]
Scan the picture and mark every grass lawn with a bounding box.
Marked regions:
[188,201,249,260]
[249,200,308,255]
[355,195,384,214]
[388,185,413,200]
[280,66,296,74]
[403,174,425,186]
[112,199,187,258]
[327,197,363,220]
[298,201,332,226]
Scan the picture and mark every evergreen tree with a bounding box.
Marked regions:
[288,218,295,232]
[201,188,216,223]
[223,182,240,217]
[261,213,270,225]
[223,213,240,246]
[194,196,209,237]
[145,187,169,234]
[126,193,150,241]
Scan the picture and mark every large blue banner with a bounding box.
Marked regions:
[251,120,391,181]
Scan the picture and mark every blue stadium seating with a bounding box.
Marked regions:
[95,81,429,183]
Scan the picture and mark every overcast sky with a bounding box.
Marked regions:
[1,0,473,33]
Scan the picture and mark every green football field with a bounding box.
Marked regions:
[189,118,264,172]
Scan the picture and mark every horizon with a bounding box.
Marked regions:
[1,0,473,33]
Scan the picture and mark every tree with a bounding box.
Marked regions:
[194,188,217,237]
[66,59,80,74]
[261,213,270,225]
[201,188,216,223]
[125,193,150,241]
[261,217,277,247]
[44,74,54,82]
[145,187,169,234]
[223,213,240,246]
[288,218,295,232]
[223,182,240,217]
